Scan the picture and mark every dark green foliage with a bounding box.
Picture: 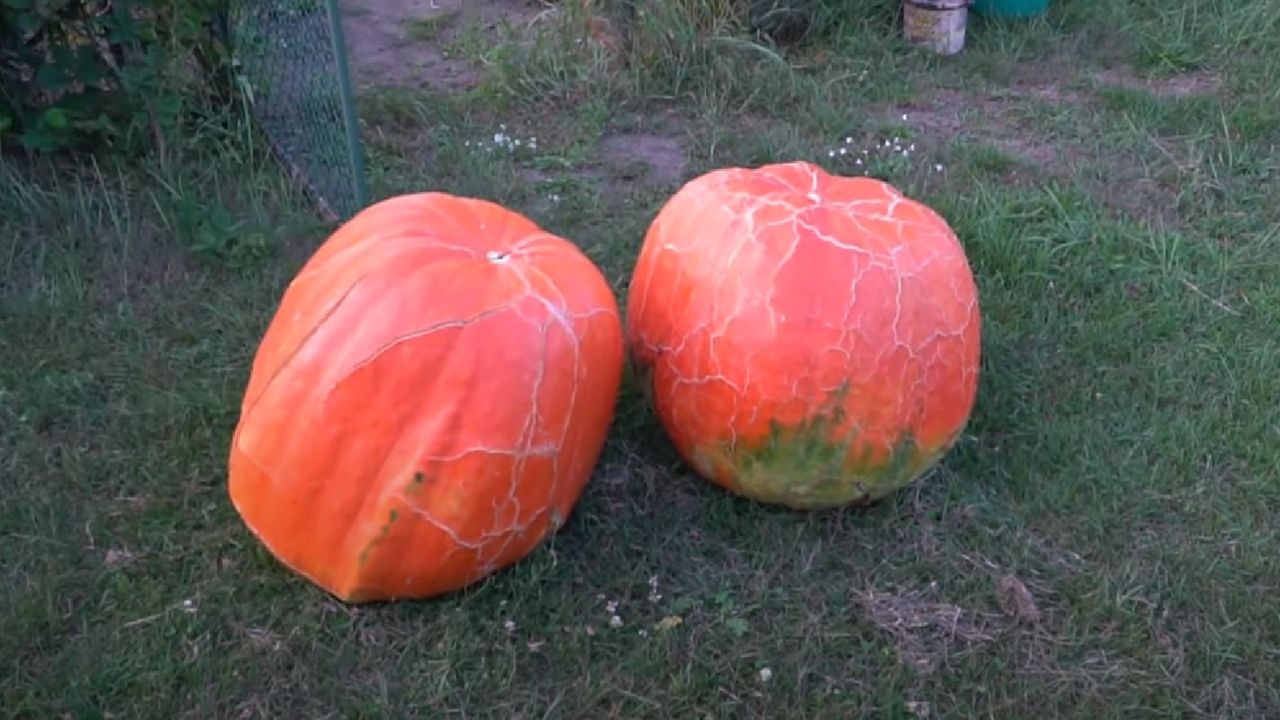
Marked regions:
[746,0,849,41]
[0,0,228,154]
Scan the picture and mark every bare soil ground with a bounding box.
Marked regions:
[341,0,550,91]
[344,0,690,201]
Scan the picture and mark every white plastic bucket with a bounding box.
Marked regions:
[903,0,971,55]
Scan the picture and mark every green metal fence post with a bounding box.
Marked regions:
[325,0,369,216]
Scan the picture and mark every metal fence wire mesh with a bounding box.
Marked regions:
[224,0,368,222]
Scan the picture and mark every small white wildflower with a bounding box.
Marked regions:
[503,619,516,633]
[902,113,909,121]
[609,615,623,628]
[828,150,836,157]
[759,667,773,683]
[844,136,853,144]
[606,599,619,614]
[855,158,863,165]
[909,143,917,151]
[839,147,848,155]
[934,164,945,173]
[638,629,648,637]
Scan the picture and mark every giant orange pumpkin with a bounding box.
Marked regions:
[625,161,980,509]
[228,193,623,602]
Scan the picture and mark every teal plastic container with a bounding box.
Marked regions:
[972,0,1049,18]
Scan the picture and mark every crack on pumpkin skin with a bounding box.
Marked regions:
[626,162,980,508]
[350,299,598,594]
[228,193,623,603]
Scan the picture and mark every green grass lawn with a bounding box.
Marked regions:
[3,0,1279,717]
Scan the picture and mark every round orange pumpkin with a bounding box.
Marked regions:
[228,193,623,602]
[625,161,980,509]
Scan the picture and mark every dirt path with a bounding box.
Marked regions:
[341,0,692,196]
[340,0,549,91]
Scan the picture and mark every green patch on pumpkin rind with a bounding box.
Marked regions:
[692,405,951,510]
[356,507,400,568]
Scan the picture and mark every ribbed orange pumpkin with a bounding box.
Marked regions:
[228,193,623,602]
[625,162,980,509]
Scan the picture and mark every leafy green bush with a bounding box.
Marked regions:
[0,0,228,154]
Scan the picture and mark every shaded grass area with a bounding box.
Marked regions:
[4,0,1279,717]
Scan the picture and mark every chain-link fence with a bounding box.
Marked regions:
[221,0,368,222]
